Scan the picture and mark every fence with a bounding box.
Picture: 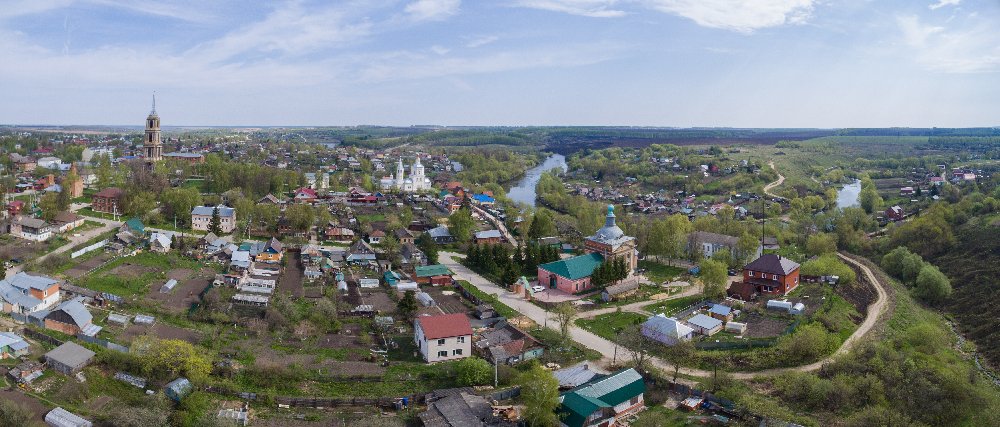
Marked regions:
[489,387,520,401]
[71,239,108,259]
[23,328,64,347]
[77,333,129,353]
[274,395,423,409]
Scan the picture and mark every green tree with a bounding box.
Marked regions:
[914,264,952,305]
[416,232,439,264]
[208,206,222,235]
[736,232,760,265]
[699,259,728,300]
[161,187,202,227]
[712,247,735,269]
[806,233,838,257]
[379,235,401,267]
[38,192,60,220]
[130,336,212,383]
[552,302,577,345]
[456,357,493,386]
[397,290,418,320]
[517,362,561,427]
[123,190,157,217]
[528,210,557,239]
[859,182,883,214]
[448,207,475,242]
[285,203,315,234]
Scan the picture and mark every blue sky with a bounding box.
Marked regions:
[1,0,998,127]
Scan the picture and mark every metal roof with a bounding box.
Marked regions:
[45,342,95,369]
[539,253,604,281]
[191,205,235,217]
[687,313,723,331]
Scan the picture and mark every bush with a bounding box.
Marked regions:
[456,357,494,386]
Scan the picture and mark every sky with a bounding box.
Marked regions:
[0,0,998,127]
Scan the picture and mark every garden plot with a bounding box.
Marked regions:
[420,287,468,314]
[145,275,210,314]
[109,262,158,278]
[120,322,202,344]
[743,314,793,338]
[64,252,112,278]
[278,253,304,298]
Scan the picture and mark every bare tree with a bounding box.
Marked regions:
[618,324,656,372]
[551,302,578,345]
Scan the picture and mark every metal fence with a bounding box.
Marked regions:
[23,328,64,347]
[77,333,129,353]
[71,239,108,259]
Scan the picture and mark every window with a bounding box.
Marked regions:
[630,396,640,406]
[452,349,463,356]
[437,351,448,358]
[437,339,445,346]
[749,271,754,277]
[457,336,465,343]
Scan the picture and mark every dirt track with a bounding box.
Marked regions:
[763,160,785,198]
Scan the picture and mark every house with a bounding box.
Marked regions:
[726,281,758,301]
[414,313,473,363]
[347,239,377,264]
[45,342,95,375]
[537,253,604,294]
[687,231,761,260]
[163,152,205,163]
[686,313,723,336]
[474,229,503,245]
[885,205,905,222]
[601,281,640,302]
[7,361,44,384]
[415,264,453,286]
[368,229,386,244]
[400,243,428,271]
[558,368,646,427]
[641,315,694,346]
[474,321,544,365]
[191,206,236,233]
[743,254,801,295]
[45,407,93,427]
[708,304,733,322]
[149,231,172,253]
[0,272,61,312]
[10,216,53,242]
[46,298,98,336]
[325,225,355,241]
[0,332,29,358]
[427,225,455,244]
[91,187,124,214]
[165,377,194,401]
[293,187,318,203]
[553,364,602,389]
[472,194,495,206]
[419,387,514,427]
[230,250,251,271]
[51,211,85,233]
[395,228,415,245]
[255,238,284,263]
[258,193,284,205]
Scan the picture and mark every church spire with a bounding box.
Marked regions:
[150,92,157,115]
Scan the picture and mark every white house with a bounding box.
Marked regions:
[10,216,52,242]
[641,314,694,346]
[191,206,236,233]
[414,313,472,363]
[0,272,61,313]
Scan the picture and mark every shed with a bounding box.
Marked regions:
[45,407,92,427]
[134,314,156,325]
[396,281,419,291]
[725,321,747,334]
[641,314,694,346]
[164,377,193,402]
[708,304,733,322]
[686,314,723,336]
[45,342,96,375]
[107,313,130,326]
[358,278,380,288]
[416,292,436,307]
[159,279,178,293]
[337,280,348,292]
[601,281,641,302]
[680,397,704,411]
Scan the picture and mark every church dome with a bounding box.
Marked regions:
[592,205,624,242]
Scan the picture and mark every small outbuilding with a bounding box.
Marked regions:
[45,342,96,375]
[164,377,193,402]
[45,407,93,427]
[725,321,747,334]
[686,314,723,336]
[708,304,733,322]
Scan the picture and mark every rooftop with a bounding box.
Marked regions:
[417,313,473,340]
[744,254,800,276]
[45,341,95,368]
[539,253,604,281]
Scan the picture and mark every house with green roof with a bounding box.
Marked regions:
[123,217,145,235]
[414,264,453,286]
[558,368,646,427]
[537,253,603,294]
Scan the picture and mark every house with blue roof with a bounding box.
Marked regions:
[0,332,29,358]
[558,368,646,427]
[471,194,495,206]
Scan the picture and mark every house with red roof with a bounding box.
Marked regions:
[414,313,472,363]
[293,187,318,203]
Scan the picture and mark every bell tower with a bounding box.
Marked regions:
[143,94,162,167]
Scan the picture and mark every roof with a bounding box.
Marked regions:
[539,253,604,281]
[415,264,452,278]
[52,211,82,224]
[472,194,495,203]
[709,304,732,316]
[689,230,739,247]
[295,187,318,198]
[744,254,800,276]
[191,205,235,218]
[560,368,645,427]
[50,299,93,327]
[419,388,495,427]
[604,281,640,296]
[264,237,283,253]
[45,342,95,368]
[45,407,93,427]
[6,272,58,291]
[150,232,172,248]
[0,332,26,350]
[642,315,694,339]
[553,364,602,388]
[163,152,203,158]
[93,187,123,198]
[687,313,723,331]
[125,217,145,234]
[0,281,43,309]
[416,313,473,340]
[427,225,452,238]
[474,229,503,239]
[14,216,48,229]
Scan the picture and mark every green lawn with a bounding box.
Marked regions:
[355,213,386,223]
[631,406,693,427]
[456,280,519,319]
[575,312,648,341]
[638,260,685,284]
[643,295,704,316]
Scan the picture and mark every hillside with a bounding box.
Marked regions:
[928,217,1000,368]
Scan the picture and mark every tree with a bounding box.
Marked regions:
[500,262,520,288]
[0,400,35,427]
[806,233,838,257]
[859,182,883,214]
[699,259,728,300]
[161,187,202,227]
[208,206,223,235]
[800,254,856,285]
[448,207,475,242]
[284,203,315,234]
[38,192,60,220]
[123,190,157,217]
[663,340,695,383]
[130,337,212,383]
[914,264,952,305]
[712,247,735,269]
[516,362,561,427]
[552,302,577,345]
[379,235,401,267]
[416,232,439,264]
[397,290,418,320]
[736,232,760,265]
[618,324,656,372]
[456,357,493,386]
[528,210,557,239]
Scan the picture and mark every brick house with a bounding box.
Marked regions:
[91,187,124,214]
[742,254,801,295]
[537,253,603,294]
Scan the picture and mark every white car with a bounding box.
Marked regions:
[532,286,546,293]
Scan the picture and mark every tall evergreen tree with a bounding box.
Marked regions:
[208,206,222,235]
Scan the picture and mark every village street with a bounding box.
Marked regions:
[440,250,890,380]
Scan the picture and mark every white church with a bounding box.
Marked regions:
[380,157,432,192]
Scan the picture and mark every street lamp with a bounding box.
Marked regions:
[612,327,621,365]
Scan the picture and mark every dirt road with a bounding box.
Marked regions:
[763,161,785,198]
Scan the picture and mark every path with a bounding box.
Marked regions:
[762,161,785,199]
[4,214,120,279]
[440,250,891,379]
[576,284,703,319]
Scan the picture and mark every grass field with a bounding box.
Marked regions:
[643,295,704,316]
[638,260,685,284]
[575,311,647,340]
[456,280,518,318]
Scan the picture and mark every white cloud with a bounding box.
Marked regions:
[405,0,461,21]
[642,0,815,33]
[465,35,499,48]
[514,0,627,18]
[896,14,1000,73]
[430,45,451,55]
[929,0,960,10]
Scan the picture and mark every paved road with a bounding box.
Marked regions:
[440,250,891,379]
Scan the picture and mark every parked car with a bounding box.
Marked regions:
[532,286,545,293]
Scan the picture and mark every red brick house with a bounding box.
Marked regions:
[885,205,904,222]
[742,254,801,296]
[92,187,124,214]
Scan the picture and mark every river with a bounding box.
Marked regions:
[507,154,568,207]
[836,179,862,209]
